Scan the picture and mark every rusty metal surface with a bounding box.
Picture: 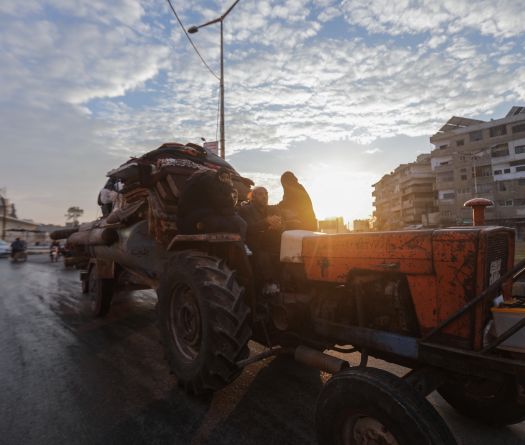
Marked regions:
[302,230,435,280]
[94,258,115,279]
[303,227,514,346]
[68,228,119,247]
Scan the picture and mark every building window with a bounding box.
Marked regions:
[477,183,493,193]
[519,178,525,186]
[475,165,492,177]
[517,166,525,172]
[469,130,483,142]
[512,123,525,134]
[494,170,502,175]
[498,182,508,191]
[437,171,454,182]
[489,125,507,137]
[491,143,509,158]
[515,199,525,206]
[461,174,468,180]
[497,200,513,207]
[442,192,456,199]
[515,145,525,155]
[460,168,467,172]
[504,168,511,173]
[439,144,448,150]
[457,139,464,146]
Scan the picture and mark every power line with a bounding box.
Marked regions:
[165,0,219,80]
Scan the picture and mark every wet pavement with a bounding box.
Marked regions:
[1,255,525,445]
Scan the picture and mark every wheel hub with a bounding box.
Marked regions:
[344,416,399,445]
[170,286,202,361]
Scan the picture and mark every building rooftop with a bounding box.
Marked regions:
[436,116,485,135]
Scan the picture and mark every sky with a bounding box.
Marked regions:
[1,0,525,226]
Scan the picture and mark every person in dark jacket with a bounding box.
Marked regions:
[239,187,282,251]
[239,186,282,295]
[10,238,26,258]
[177,167,247,239]
[278,171,317,231]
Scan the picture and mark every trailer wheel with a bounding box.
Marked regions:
[86,266,113,317]
[438,375,525,426]
[316,367,457,445]
[157,250,251,395]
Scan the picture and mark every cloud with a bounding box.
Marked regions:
[1,0,525,224]
[340,0,525,38]
[0,1,169,109]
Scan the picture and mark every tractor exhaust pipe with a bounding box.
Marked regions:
[294,345,349,374]
[464,198,493,226]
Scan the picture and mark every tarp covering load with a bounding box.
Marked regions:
[105,142,253,244]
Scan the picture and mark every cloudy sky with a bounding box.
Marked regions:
[1,0,525,226]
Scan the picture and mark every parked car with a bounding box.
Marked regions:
[0,240,11,258]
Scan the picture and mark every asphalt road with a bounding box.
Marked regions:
[1,255,525,445]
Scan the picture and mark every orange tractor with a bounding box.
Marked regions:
[58,144,525,445]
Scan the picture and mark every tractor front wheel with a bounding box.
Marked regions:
[157,250,252,395]
[316,367,457,445]
[438,375,525,426]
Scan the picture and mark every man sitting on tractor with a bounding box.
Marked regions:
[177,167,247,241]
[239,186,283,296]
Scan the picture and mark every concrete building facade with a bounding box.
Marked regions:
[0,194,47,243]
[430,106,525,238]
[372,154,437,230]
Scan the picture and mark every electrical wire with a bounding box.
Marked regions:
[165,0,220,80]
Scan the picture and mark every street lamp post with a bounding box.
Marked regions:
[188,0,241,159]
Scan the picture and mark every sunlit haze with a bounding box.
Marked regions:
[1,1,524,226]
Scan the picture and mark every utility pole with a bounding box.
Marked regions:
[0,193,6,240]
[188,0,242,159]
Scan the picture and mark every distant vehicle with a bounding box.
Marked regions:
[0,240,11,258]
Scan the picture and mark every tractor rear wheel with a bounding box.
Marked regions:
[86,266,113,317]
[438,375,525,426]
[316,367,457,445]
[157,250,252,395]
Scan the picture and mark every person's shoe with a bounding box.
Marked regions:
[262,282,280,297]
[244,244,253,256]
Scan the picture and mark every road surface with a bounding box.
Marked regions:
[1,255,525,444]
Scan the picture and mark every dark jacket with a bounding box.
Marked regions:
[278,181,317,231]
[11,239,26,252]
[239,203,281,251]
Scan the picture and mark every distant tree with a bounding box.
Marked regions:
[65,206,84,226]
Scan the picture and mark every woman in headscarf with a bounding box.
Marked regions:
[278,171,317,231]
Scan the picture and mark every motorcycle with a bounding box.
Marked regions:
[50,246,60,262]
[11,250,27,263]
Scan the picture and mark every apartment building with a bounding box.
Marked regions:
[372,154,436,230]
[430,106,525,238]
